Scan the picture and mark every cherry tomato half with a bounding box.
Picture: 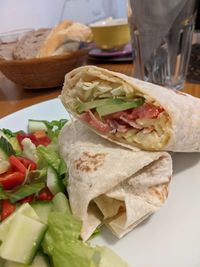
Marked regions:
[0,171,25,190]
[1,199,16,221]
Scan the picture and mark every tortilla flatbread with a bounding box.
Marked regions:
[58,120,172,240]
[60,65,200,152]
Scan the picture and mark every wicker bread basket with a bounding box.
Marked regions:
[0,48,88,89]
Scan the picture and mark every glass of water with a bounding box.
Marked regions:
[128,0,197,90]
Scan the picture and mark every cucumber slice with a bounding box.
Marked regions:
[0,214,47,264]
[47,166,65,195]
[96,97,145,116]
[4,251,50,267]
[0,203,39,242]
[31,201,53,224]
[52,192,70,213]
[76,98,123,113]
[28,120,48,133]
[9,137,21,152]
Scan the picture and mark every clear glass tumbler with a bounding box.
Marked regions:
[128,0,198,90]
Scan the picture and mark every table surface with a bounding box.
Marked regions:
[0,61,199,119]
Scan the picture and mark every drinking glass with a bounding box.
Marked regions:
[128,0,198,90]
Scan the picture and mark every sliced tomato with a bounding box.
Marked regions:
[1,199,16,221]
[9,155,27,174]
[0,171,25,190]
[34,131,47,139]
[15,156,37,171]
[35,135,51,146]
[17,132,51,148]
[37,187,53,201]
[19,194,35,203]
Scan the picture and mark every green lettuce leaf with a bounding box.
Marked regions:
[28,119,68,139]
[42,194,129,267]
[0,187,8,200]
[45,119,68,139]
[9,182,45,203]
[0,136,16,156]
[37,145,68,176]
[37,146,61,172]
[2,128,16,138]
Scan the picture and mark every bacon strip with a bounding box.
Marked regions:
[80,103,164,134]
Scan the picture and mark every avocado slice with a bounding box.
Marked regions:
[96,97,145,116]
[76,98,124,113]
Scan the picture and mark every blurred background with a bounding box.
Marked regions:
[0,0,127,32]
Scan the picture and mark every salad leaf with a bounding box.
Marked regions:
[0,187,8,200]
[0,136,16,156]
[42,212,96,267]
[52,241,96,267]
[59,159,68,176]
[2,128,16,137]
[42,194,129,267]
[37,145,68,177]
[45,119,68,139]
[9,182,45,203]
[28,119,68,139]
[89,228,101,240]
[37,145,61,173]
[32,168,47,180]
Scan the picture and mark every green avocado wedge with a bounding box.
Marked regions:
[96,97,145,117]
[76,97,145,116]
[76,98,124,113]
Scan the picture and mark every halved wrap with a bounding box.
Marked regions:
[60,65,200,152]
[58,120,172,241]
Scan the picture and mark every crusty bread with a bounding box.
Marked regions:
[38,20,92,57]
[0,42,17,60]
[1,21,92,60]
[13,28,50,60]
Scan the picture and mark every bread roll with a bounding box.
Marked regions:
[38,20,92,57]
[13,29,50,60]
[0,42,17,60]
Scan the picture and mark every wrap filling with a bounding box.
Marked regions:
[63,71,171,150]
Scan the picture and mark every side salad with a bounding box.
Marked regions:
[0,119,129,267]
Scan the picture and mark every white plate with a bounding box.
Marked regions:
[1,98,200,267]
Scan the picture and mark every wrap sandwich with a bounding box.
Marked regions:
[60,65,200,152]
[58,120,172,241]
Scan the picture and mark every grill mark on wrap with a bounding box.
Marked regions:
[148,176,171,203]
[74,151,107,172]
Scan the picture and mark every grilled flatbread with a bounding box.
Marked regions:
[58,120,172,240]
